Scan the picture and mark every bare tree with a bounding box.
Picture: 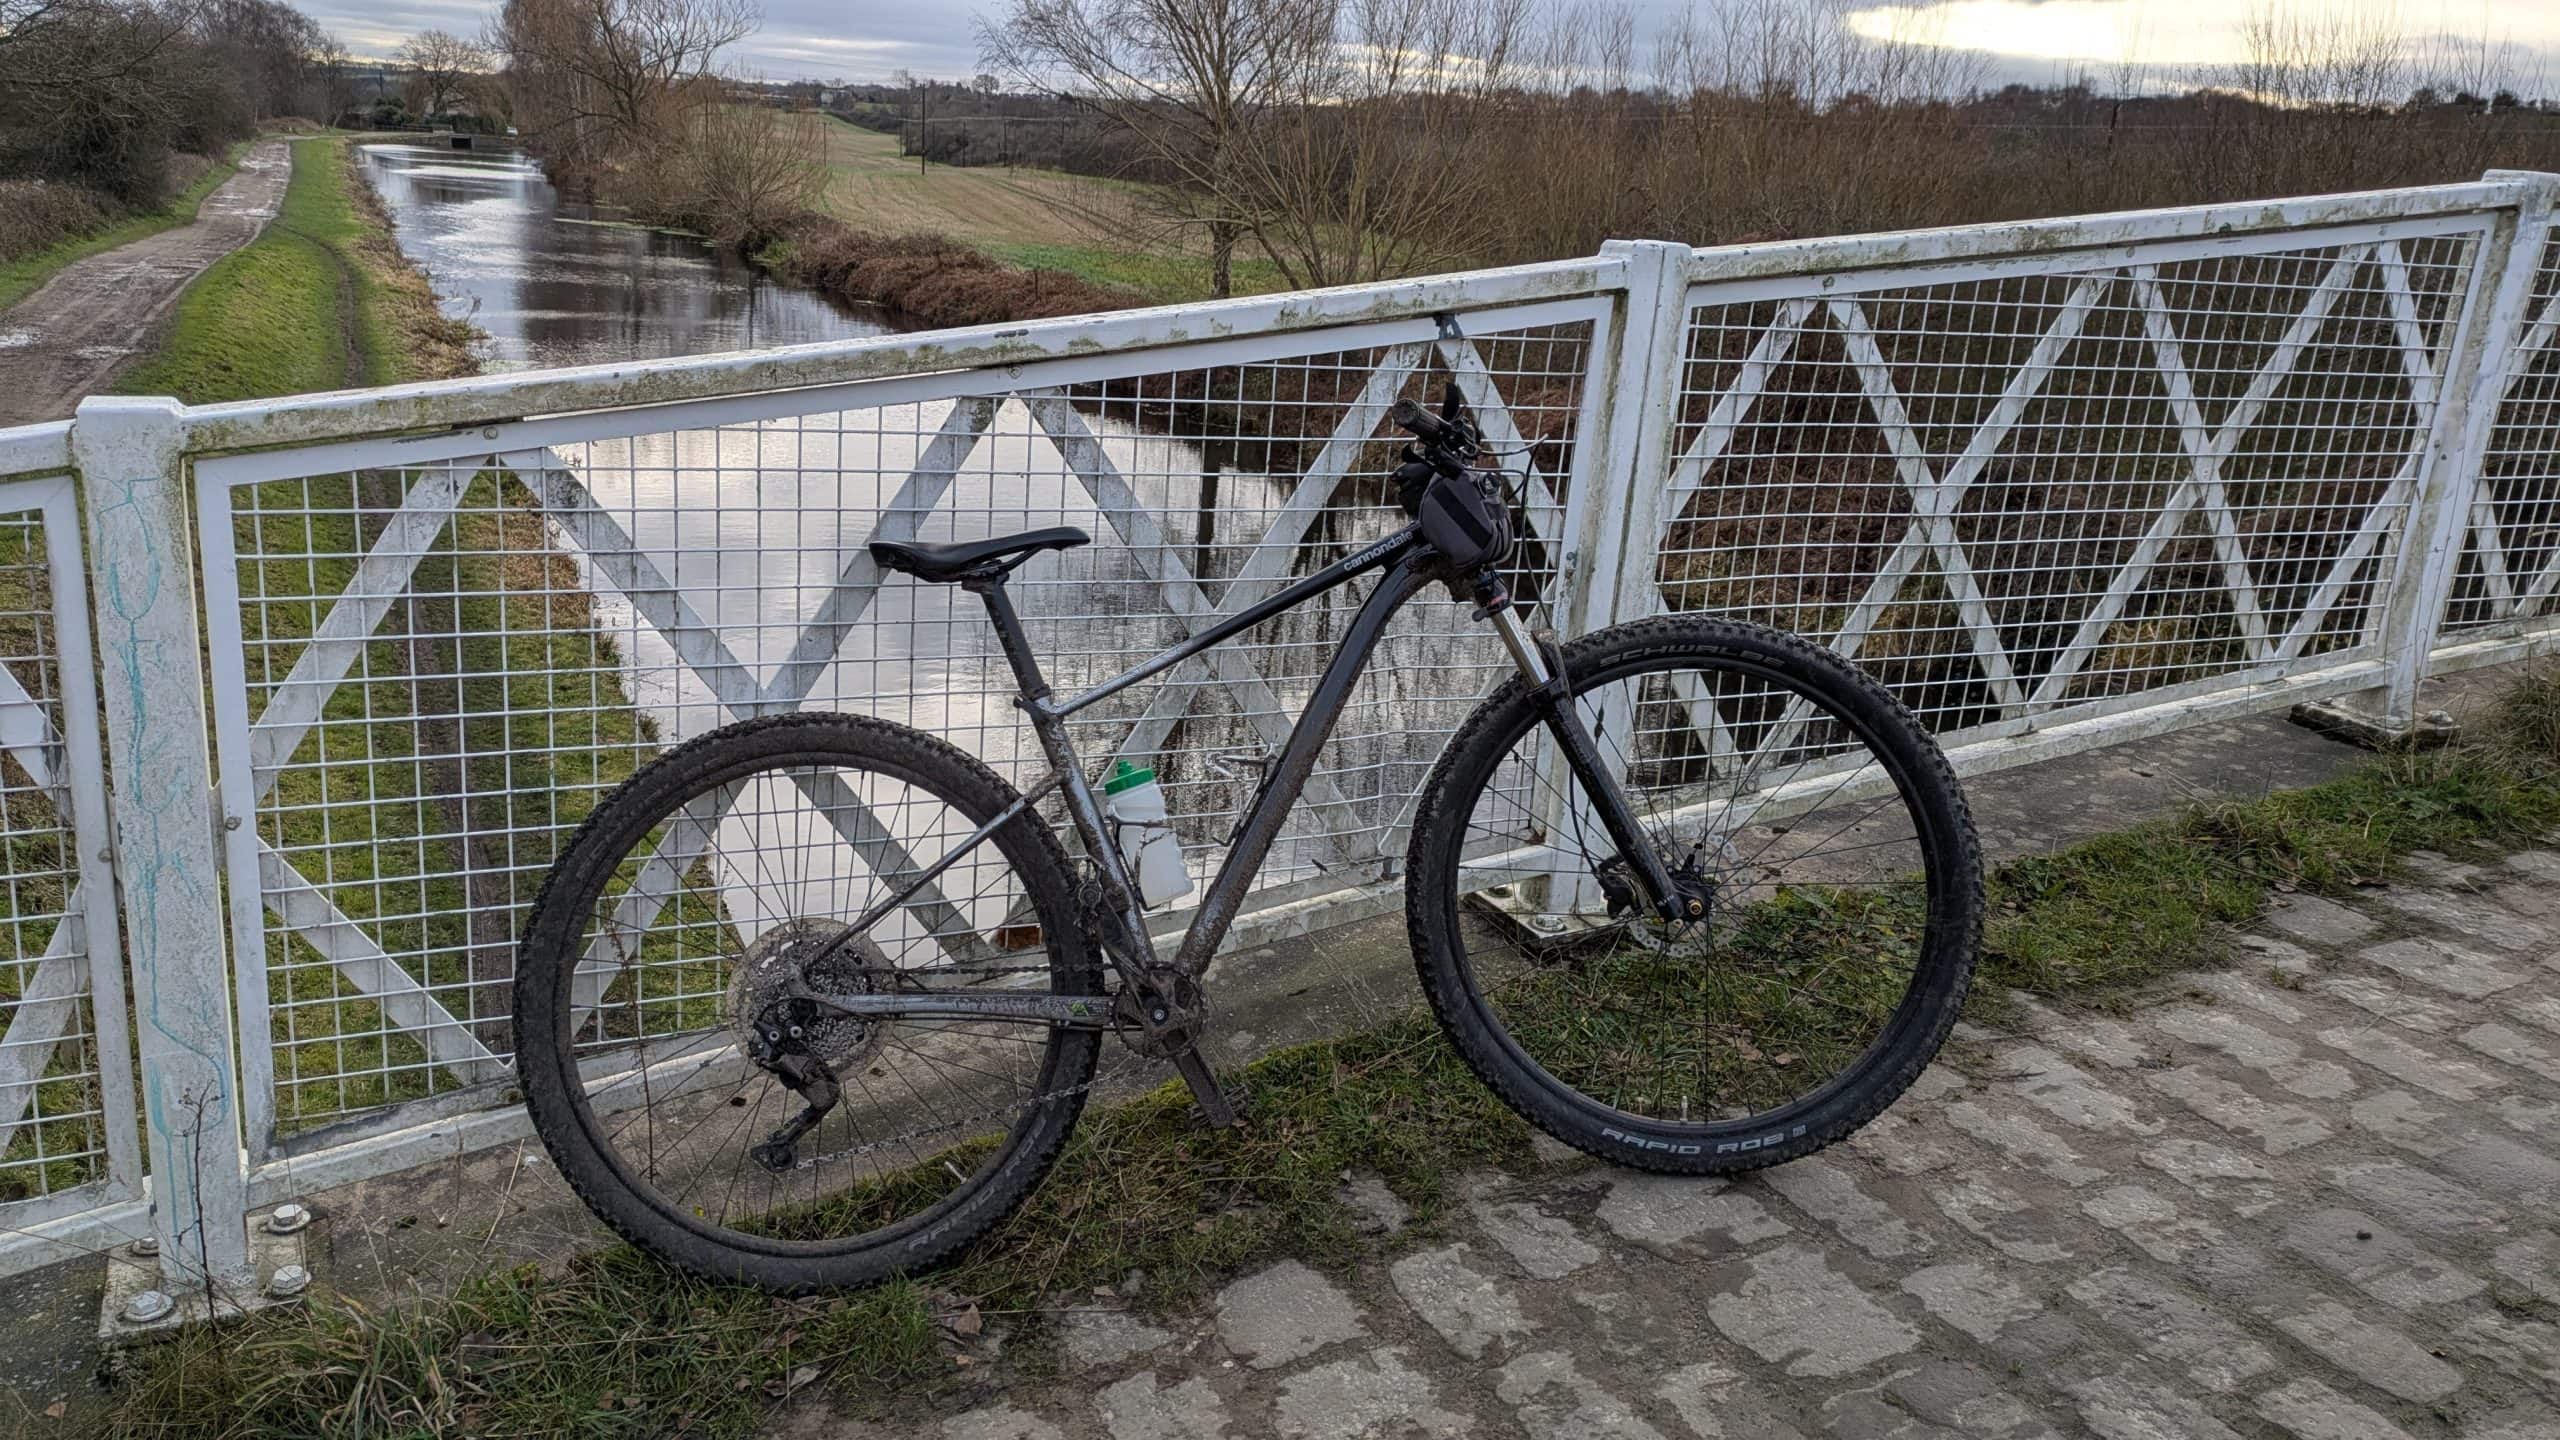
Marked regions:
[492,0,758,182]
[981,0,1332,296]
[661,93,827,244]
[400,28,491,117]
[1236,0,1530,287]
[313,30,355,122]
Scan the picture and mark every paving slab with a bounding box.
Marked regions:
[773,837,2560,1437]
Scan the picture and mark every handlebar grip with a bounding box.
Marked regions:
[1390,398,1450,444]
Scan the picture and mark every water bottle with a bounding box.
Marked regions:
[1103,760,1193,908]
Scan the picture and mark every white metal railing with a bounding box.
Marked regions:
[4,171,2557,1294]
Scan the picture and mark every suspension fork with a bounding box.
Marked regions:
[1484,594,1690,923]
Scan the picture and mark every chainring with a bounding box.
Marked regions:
[1113,968,1208,1060]
[728,917,890,1069]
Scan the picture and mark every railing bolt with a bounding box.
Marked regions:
[127,1235,159,1258]
[1530,914,1566,933]
[265,1202,311,1234]
[223,815,240,831]
[267,1264,312,1298]
[121,1289,175,1325]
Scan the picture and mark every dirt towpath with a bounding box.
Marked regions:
[0,139,291,425]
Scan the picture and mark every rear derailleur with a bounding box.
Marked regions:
[744,997,843,1173]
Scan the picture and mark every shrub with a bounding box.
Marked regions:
[764,217,1139,326]
[0,180,117,265]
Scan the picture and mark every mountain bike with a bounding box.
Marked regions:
[513,387,1983,1291]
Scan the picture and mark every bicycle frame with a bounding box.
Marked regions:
[802,519,1677,1042]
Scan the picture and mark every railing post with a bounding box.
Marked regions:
[2305,170,2559,744]
[1524,240,1688,922]
[70,397,254,1304]
[1583,239,1693,636]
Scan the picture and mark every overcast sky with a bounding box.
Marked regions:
[314,0,2560,95]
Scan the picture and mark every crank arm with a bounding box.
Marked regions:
[1171,1046,1240,1128]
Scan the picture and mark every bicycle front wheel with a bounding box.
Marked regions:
[514,712,1102,1292]
[1406,615,1980,1173]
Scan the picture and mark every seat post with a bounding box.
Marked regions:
[965,574,1054,703]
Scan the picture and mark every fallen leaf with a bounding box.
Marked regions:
[44,1402,66,1419]
[949,1304,983,1338]
[762,1364,821,1399]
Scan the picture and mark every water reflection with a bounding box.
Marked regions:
[355,141,1399,930]
[357,142,890,370]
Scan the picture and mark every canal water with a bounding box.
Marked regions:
[354,143,1362,934]
[356,143,893,368]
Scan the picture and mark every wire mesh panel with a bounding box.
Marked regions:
[2445,223,2560,632]
[0,476,134,1223]
[202,304,1603,1150]
[1648,225,2482,742]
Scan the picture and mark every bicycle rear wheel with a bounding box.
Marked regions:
[514,712,1102,1292]
[1406,615,1980,1173]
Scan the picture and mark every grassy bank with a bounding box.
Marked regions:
[113,138,472,400]
[0,143,254,315]
[0,140,526,1204]
[95,672,2560,1439]
[0,142,651,1187]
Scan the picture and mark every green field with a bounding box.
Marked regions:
[815,118,1287,303]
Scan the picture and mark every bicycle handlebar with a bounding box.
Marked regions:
[1390,398,1451,446]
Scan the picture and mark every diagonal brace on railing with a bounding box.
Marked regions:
[1726,281,2106,766]
[498,442,995,984]
[1099,348,1426,858]
[2485,275,2560,615]
[0,659,93,1158]
[2027,255,2370,709]
[1025,395,1375,871]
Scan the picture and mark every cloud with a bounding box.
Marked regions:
[316,0,992,79]
[314,0,2558,89]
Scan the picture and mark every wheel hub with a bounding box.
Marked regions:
[1597,832,1734,934]
[730,917,890,1069]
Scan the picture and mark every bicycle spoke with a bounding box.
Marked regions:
[1435,645,1956,1131]
[529,719,1103,1272]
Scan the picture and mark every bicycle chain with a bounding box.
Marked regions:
[773,959,1129,1173]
